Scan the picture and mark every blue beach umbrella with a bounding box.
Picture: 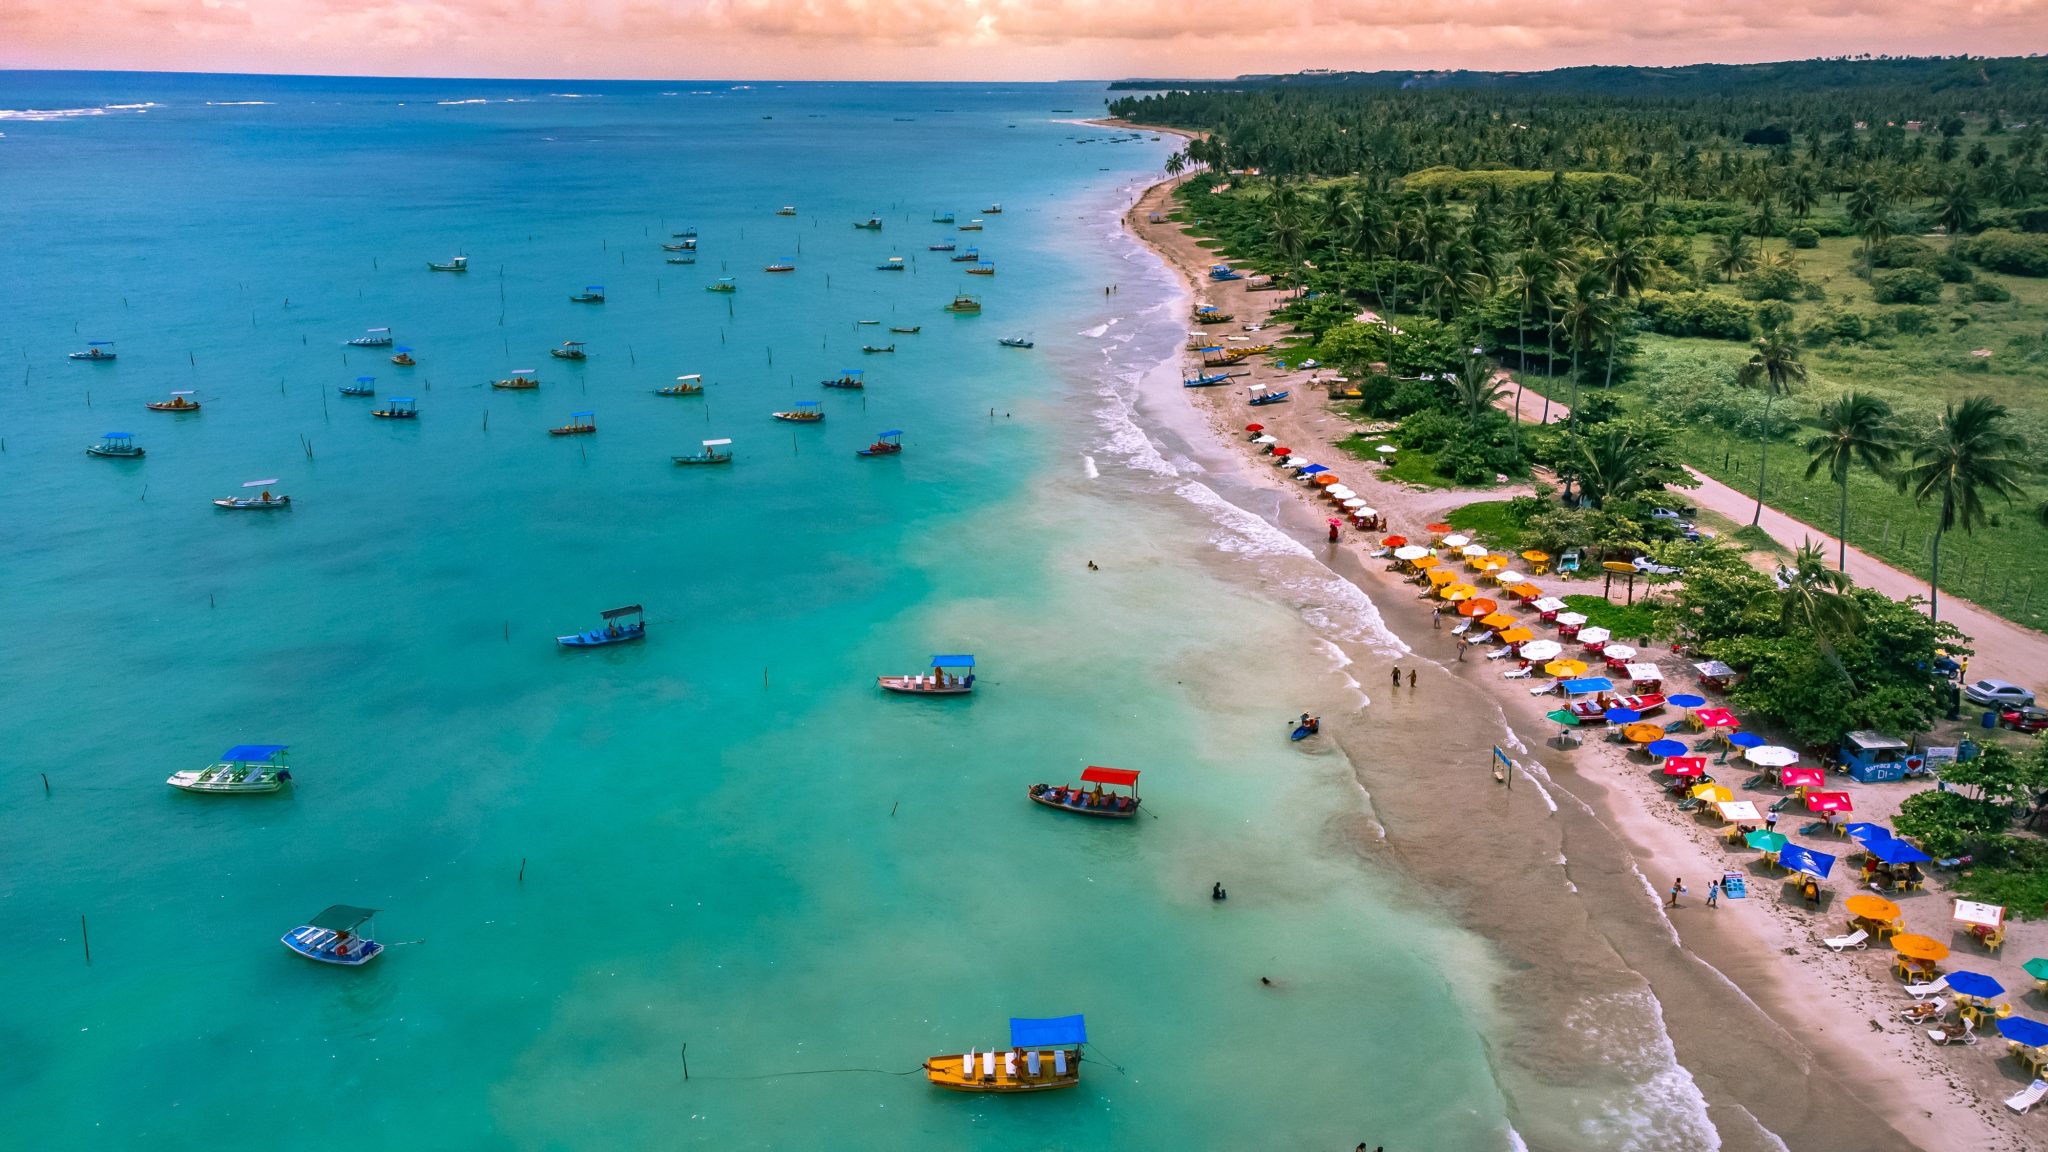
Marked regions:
[1605,707,1641,724]
[1561,677,1613,695]
[1843,821,1891,842]
[1668,693,1707,709]
[1728,731,1767,749]
[1998,1017,2048,1048]
[1865,838,1933,866]
[1647,739,1689,758]
[1945,971,2005,999]
[1777,843,1835,878]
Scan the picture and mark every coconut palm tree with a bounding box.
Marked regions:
[1933,177,1978,249]
[1737,334,1806,526]
[1777,539,1863,638]
[1453,354,1507,427]
[1707,230,1757,280]
[1894,396,2031,620]
[1844,179,1893,277]
[1559,272,1615,435]
[1165,151,1187,181]
[1801,392,1900,572]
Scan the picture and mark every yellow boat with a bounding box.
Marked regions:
[492,370,539,390]
[922,1015,1085,1093]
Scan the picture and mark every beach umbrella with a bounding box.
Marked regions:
[2023,958,2048,983]
[1478,612,1517,630]
[1254,435,1278,446]
[1843,821,1891,842]
[1533,597,1568,613]
[1726,730,1764,748]
[1353,507,1377,520]
[1498,627,1535,645]
[1691,782,1734,803]
[1507,583,1543,599]
[1412,556,1440,571]
[1602,643,1638,661]
[1997,1017,2048,1049]
[1376,444,1398,455]
[1624,722,1666,744]
[1328,486,1355,499]
[1491,569,1526,586]
[1460,544,1488,558]
[1667,693,1707,709]
[1780,766,1826,788]
[1804,791,1853,814]
[1664,757,1707,777]
[1382,535,1408,548]
[1716,800,1761,822]
[1745,829,1788,852]
[1519,640,1562,661]
[1426,522,1452,534]
[1545,708,1581,727]
[1474,557,1506,574]
[1778,843,1835,878]
[1244,423,1264,432]
[1744,744,1798,767]
[1647,739,1689,758]
[1890,934,1948,963]
[1694,708,1739,730]
[1458,598,1498,617]
[1521,550,1551,564]
[1442,534,1472,549]
[1865,837,1931,866]
[1579,626,1612,645]
[1393,545,1431,561]
[1314,474,1340,487]
[1441,584,1478,601]
[1342,498,1367,509]
[1845,894,1901,922]
[1606,707,1642,724]
[1544,659,1588,678]
[1945,971,2005,999]
[1428,569,1458,587]
[1555,612,1588,627]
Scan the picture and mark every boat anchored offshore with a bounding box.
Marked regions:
[854,216,884,230]
[776,206,797,216]
[667,254,696,265]
[339,377,376,396]
[85,432,144,458]
[966,262,995,276]
[551,340,587,361]
[944,294,981,314]
[674,437,732,465]
[958,218,985,231]
[879,654,975,695]
[557,604,645,647]
[168,744,292,793]
[932,211,956,224]
[347,327,394,347]
[492,369,539,390]
[1029,767,1140,818]
[428,255,468,272]
[69,340,117,361]
[998,336,1033,349]
[861,344,894,354]
[282,906,382,967]
[147,390,201,411]
[656,373,704,396]
[707,277,737,293]
[570,285,606,303]
[984,203,1003,214]
[890,325,921,334]
[950,247,979,263]
[214,478,290,509]
[857,429,902,457]
[877,256,906,271]
[772,400,824,422]
[925,1016,1085,1093]
[672,227,698,238]
[823,369,864,390]
[371,397,418,419]
[549,411,596,436]
[390,346,417,366]
[764,259,796,272]
[928,242,956,252]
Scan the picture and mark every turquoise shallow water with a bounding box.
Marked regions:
[1,74,1525,1149]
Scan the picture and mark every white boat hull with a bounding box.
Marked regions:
[167,769,284,793]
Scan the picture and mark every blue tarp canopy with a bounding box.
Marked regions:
[929,655,975,667]
[221,744,287,761]
[1998,1017,2048,1047]
[1561,677,1613,694]
[1605,707,1641,723]
[102,432,133,439]
[1843,822,1891,843]
[1297,464,1328,476]
[1864,837,1932,866]
[1010,1015,1086,1047]
[1667,693,1707,708]
[1729,732,1767,748]
[1777,843,1835,879]
[878,430,902,437]
[1946,970,2005,998]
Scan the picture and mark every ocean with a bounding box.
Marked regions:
[0,72,1703,1150]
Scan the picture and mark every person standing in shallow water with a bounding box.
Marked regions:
[1667,878,1684,907]
[1390,666,1401,689]
[1407,668,1417,689]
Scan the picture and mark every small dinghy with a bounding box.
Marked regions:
[557,604,645,647]
[856,430,902,457]
[281,905,383,967]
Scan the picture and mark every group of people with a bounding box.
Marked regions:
[1031,783,1135,813]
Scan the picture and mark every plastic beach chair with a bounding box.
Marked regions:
[1928,1018,1977,1046]
[1027,1050,1042,1077]
[2009,1080,2048,1115]
[1899,997,1947,1022]
[1824,929,1870,952]
[1905,976,1949,1000]
[1054,1050,1069,1076]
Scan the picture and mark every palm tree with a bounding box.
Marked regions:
[1894,396,2031,620]
[1737,334,1806,526]
[1453,354,1507,427]
[1784,169,1820,219]
[1933,178,1978,250]
[1559,272,1615,435]
[1707,230,1757,280]
[1571,422,1669,508]
[1777,539,1863,637]
[1801,392,1900,572]
[1598,233,1654,301]
[1164,151,1187,181]
[1844,179,1893,277]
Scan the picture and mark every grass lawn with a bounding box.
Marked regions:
[1561,593,1659,640]
[1446,500,1526,550]
[1334,434,1462,489]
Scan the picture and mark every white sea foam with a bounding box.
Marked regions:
[1081,454,1098,480]
[0,102,158,121]
[1563,990,1722,1151]
[438,98,490,106]
[205,101,273,106]
[550,93,596,98]
[1078,323,1109,339]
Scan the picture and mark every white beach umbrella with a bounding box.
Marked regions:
[1354,506,1377,518]
[1519,639,1563,661]
[1744,745,1799,768]
[1533,597,1568,613]
[1461,544,1489,558]
[1579,626,1612,644]
[1555,612,1588,627]
[1394,545,1431,561]
[1342,498,1367,509]
[1253,434,1277,444]
[1441,534,1471,548]
[1602,643,1639,661]
[1376,444,1398,455]
[1492,570,1526,586]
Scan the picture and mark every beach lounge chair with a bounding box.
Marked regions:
[2008,1080,2048,1115]
[1928,1018,1977,1046]
[1824,929,1870,952]
[1905,976,1949,1000]
[982,1050,996,1079]
[1529,680,1559,696]
[1054,1049,1069,1076]
[1004,1050,1017,1079]
[1503,666,1532,679]
[1027,1050,1042,1077]
[1900,997,1947,1022]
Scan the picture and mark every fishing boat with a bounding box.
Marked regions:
[1247,385,1290,407]
[857,429,902,457]
[666,255,696,265]
[823,369,864,390]
[281,906,383,967]
[890,325,922,334]
[924,1015,1084,1093]
[167,744,291,793]
[656,373,704,396]
[764,259,796,272]
[944,294,982,314]
[428,255,468,272]
[371,397,418,420]
[672,227,698,238]
[85,432,143,459]
[950,247,979,263]
[929,242,957,252]
[877,257,906,271]
[347,327,394,347]
[998,336,1033,348]
[1208,265,1242,282]
[932,211,956,224]
[966,262,995,276]
[772,401,824,422]
[858,319,881,325]
[338,376,376,396]
[69,340,117,361]
[390,347,416,366]
[1029,767,1140,818]
[557,604,645,647]
[549,410,596,436]
[550,340,587,361]
[569,285,606,303]
[707,278,737,293]
[661,243,692,252]
[213,479,289,509]
[984,203,1003,214]
[1194,306,1234,324]
[879,654,975,695]
[854,216,884,230]
[674,437,733,465]
[492,369,539,390]
[958,219,984,231]
[1182,370,1246,387]
[146,391,201,411]
[861,344,894,354]
[776,206,797,216]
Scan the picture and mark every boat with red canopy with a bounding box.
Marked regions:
[1029,767,1140,818]
[1565,690,1665,723]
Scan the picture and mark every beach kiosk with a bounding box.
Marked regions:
[1841,730,1916,783]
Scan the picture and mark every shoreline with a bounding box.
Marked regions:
[1101,130,2037,1150]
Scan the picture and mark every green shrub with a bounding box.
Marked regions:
[1799,308,1872,346]
[1787,226,1820,249]
[1886,307,1937,335]
[2018,208,2048,234]
[1739,266,1804,301]
[1636,290,1756,341]
[1872,267,1945,305]
[1968,279,2013,303]
[1402,166,1641,198]
[1965,230,2048,276]
[1871,237,1935,269]
[1930,253,1974,283]
[1755,301,1795,333]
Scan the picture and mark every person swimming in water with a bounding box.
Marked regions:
[1211,882,1226,901]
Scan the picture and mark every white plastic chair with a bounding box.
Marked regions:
[2008,1080,2048,1114]
[1927,1017,1977,1046]
[1905,976,1949,1000]
[1823,929,1869,952]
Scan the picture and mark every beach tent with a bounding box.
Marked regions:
[1694,707,1739,729]
[1625,663,1663,683]
[1865,838,1932,866]
[1478,612,1516,630]
[1715,800,1762,823]
[1955,900,2006,933]
[1777,843,1835,878]
[1694,660,1736,679]
[1427,569,1457,587]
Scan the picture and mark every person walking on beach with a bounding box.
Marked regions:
[1666,878,1684,908]
[1765,810,1779,833]
[1390,666,1401,689]
[1407,668,1417,689]
[1706,879,1721,909]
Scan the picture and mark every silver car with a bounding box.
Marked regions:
[1963,678,2036,708]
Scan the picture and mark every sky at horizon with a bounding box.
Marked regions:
[3,0,2046,83]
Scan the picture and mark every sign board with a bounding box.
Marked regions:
[1924,746,1959,766]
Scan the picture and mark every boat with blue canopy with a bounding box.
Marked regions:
[168,744,292,793]
[673,227,698,238]
[372,397,418,419]
[281,905,383,966]
[557,604,645,647]
[69,340,117,361]
[857,430,902,457]
[950,247,979,263]
[347,327,393,347]
[549,411,596,436]
[570,285,605,303]
[340,376,376,396]
[823,369,864,390]
[674,437,732,465]
[214,478,289,509]
[924,1015,1085,1092]
[86,432,143,458]
[879,654,975,695]
[932,211,955,224]
[1029,767,1139,819]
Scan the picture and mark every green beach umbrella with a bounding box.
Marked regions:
[1745,830,1789,853]
[1546,709,1580,727]
[2024,957,2048,982]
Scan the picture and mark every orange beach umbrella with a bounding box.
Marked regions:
[1410,555,1440,570]
[1478,612,1517,630]
[1521,550,1551,564]
[1425,522,1452,534]
[1623,722,1667,744]
[1498,626,1536,644]
[1458,598,1499,617]
[1890,934,1949,963]
[1428,568,1457,586]
[1845,894,1901,922]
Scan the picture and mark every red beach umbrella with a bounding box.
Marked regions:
[1663,756,1707,777]
[1381,535,1408,548]
[1425,522,1453,534]
[1806,791,1853,814]
[1244,423,1264,432]
[1272,446,1293,456]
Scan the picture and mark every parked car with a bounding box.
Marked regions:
[2002,707,2048,733]
[1964,678,2036,708]
[1633,555,1681,576]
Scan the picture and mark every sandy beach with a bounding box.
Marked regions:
[1106,121,2047,1151]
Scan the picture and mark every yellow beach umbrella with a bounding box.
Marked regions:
[1891,934,1949,962]
[1845,894,1901,922]
[1545,658,1589,678]
[1690,783,1734,803]
[1478,611,1516,630]
[1508,583,1544,599]
[1428,568,1457,586]
[1521,550,1551,564]
[1488,553,1515,568]
[1624,722,1668,744]
[1498,626,1536,644]
[1473,557,1505,573]
[1440,583,1478,601]
[1410,555,1440,571]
